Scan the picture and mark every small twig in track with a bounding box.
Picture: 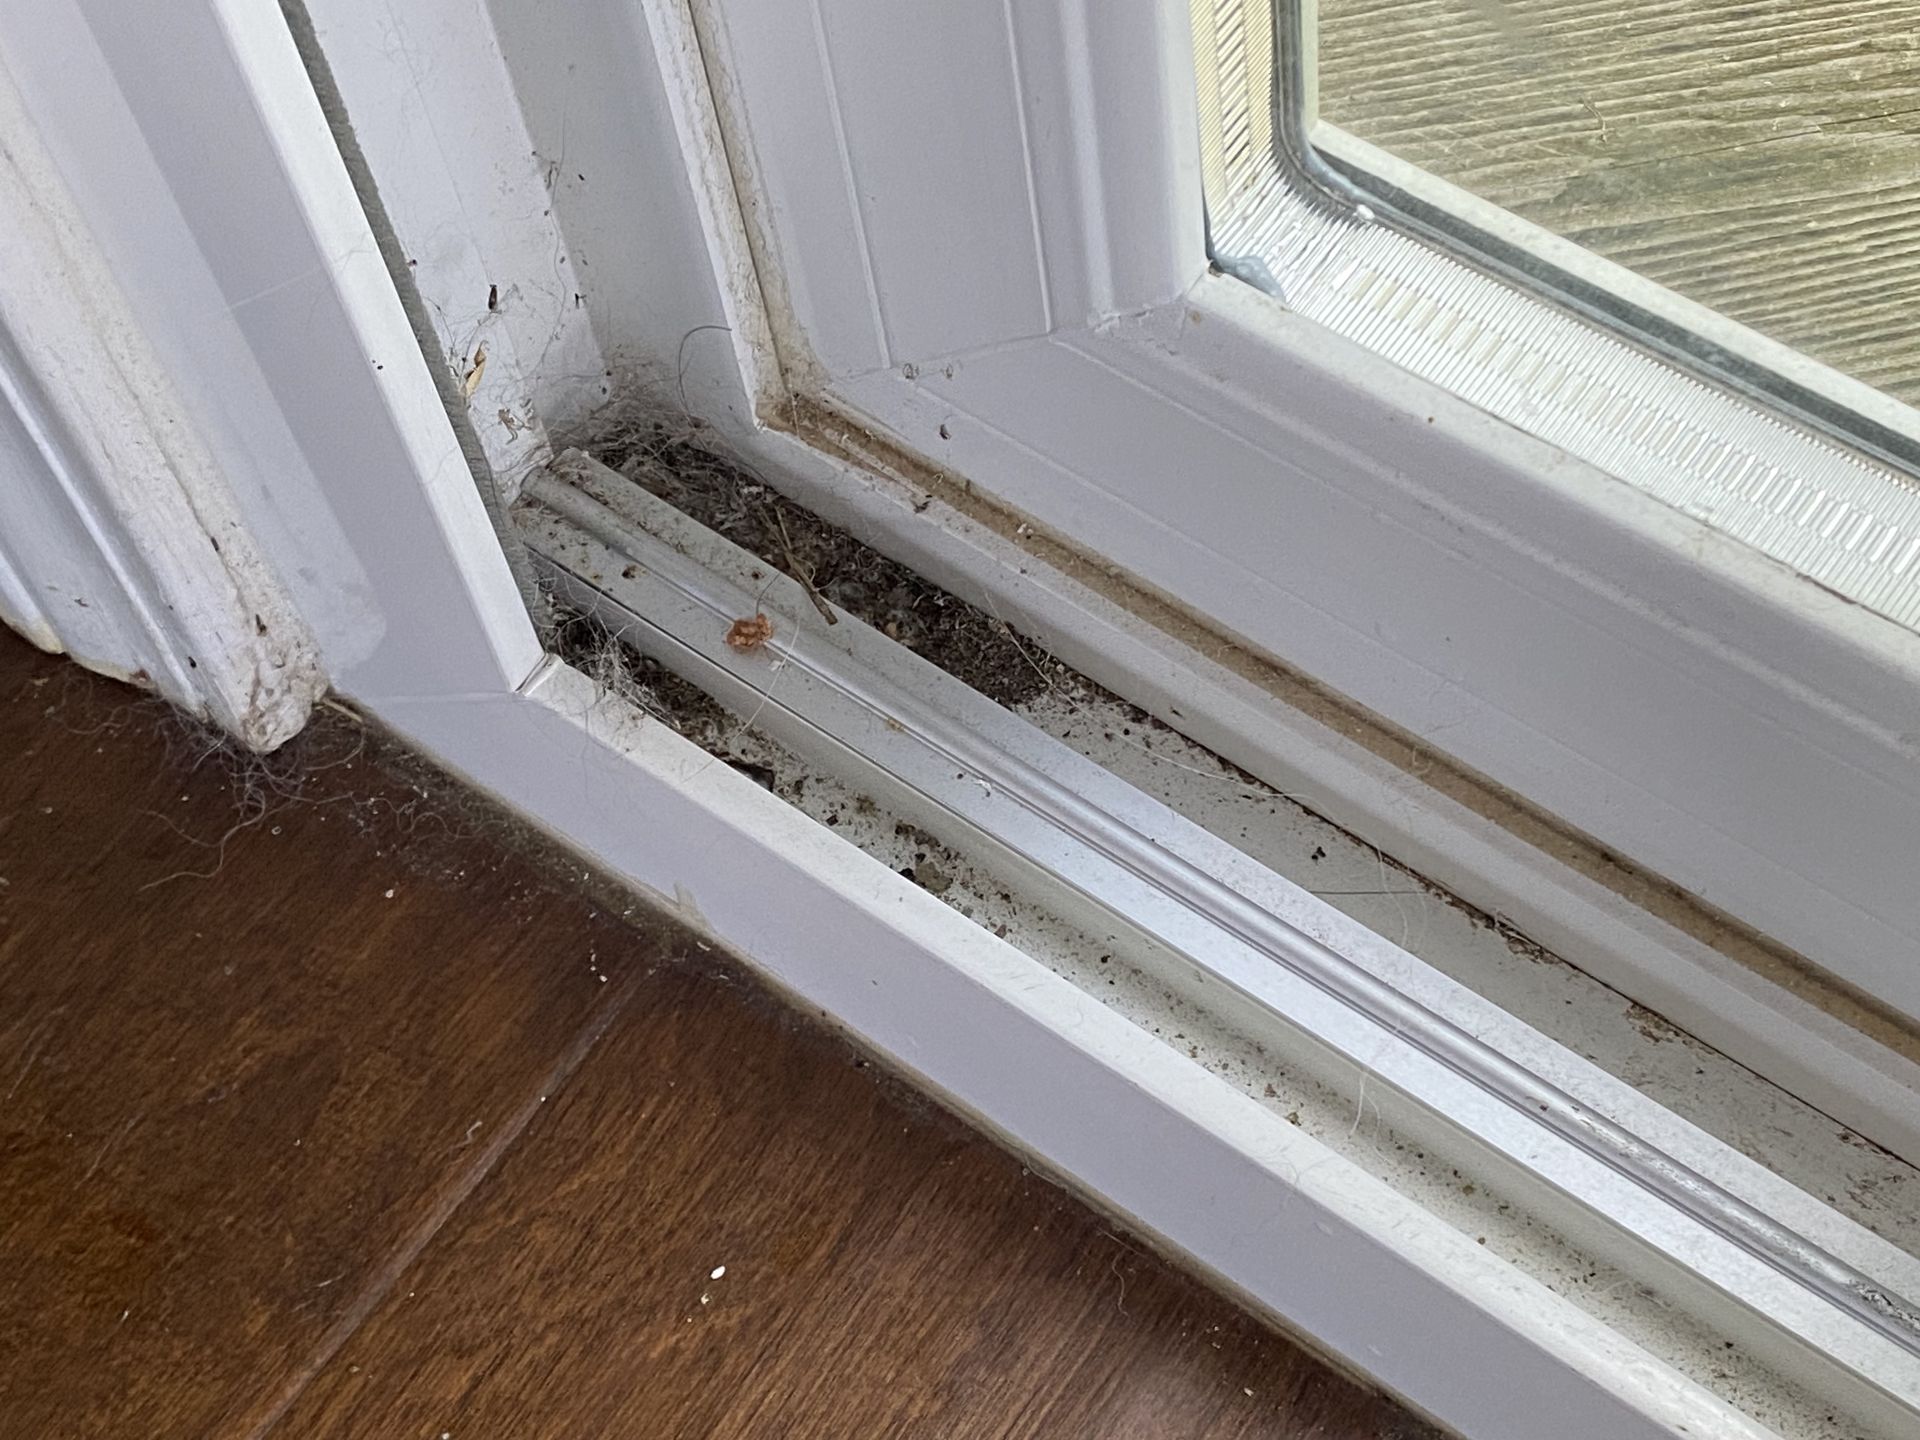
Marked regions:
[772,505,839,626]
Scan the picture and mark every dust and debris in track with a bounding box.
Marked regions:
[551,604,731,743]
[572,420,1289,799]
[590,423,1053,707]
[547,603,1001,905]
[571,422,1560,964]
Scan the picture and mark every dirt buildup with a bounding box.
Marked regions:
[591,424,1055,708]
[547,603,736,747]
[566,425,1483,949]
[547,602,993,908]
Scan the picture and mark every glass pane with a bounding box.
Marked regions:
[1189,0,1920,632]
[1316,0,1920,408]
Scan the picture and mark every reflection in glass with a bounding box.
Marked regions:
[1316,0,1920,407]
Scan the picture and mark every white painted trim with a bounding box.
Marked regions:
[377,660,1782,1440]
[0,544,57,655]
[688,0,1206,375]
[0,53,323,747]
[210,0,544,695]
[0,0,544,706]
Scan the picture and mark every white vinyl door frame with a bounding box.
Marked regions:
[268,0,1920,1174]
[0,38,327,748]
[683,0,1920,1027]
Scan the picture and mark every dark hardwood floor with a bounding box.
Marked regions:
[0,632,1436,1439]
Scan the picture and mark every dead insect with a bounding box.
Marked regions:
[724,613,775,651]
[487,283,499,311]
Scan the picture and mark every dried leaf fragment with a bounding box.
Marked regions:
[461,343,488,400]
[725,613,775,651]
